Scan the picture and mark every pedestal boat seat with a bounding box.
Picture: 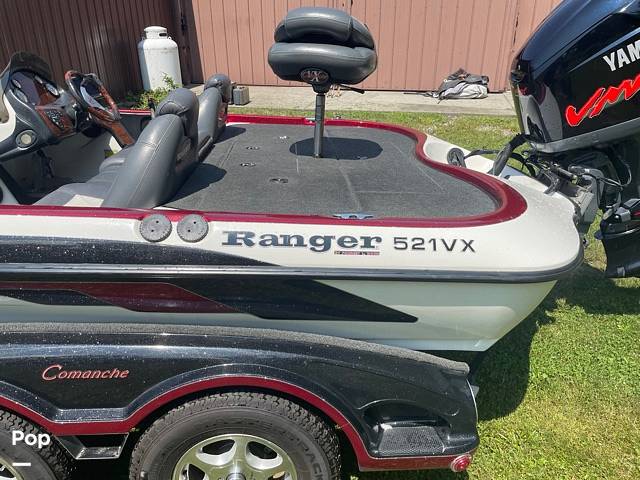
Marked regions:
[268,7,378,157]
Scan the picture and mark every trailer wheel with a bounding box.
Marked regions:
[130,392,341,480]
[0,410,72,480]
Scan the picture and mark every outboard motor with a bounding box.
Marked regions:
[509,0,640,277]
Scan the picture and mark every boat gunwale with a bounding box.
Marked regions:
[0,113,528,228]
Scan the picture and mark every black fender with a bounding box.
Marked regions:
[0,323,478,471]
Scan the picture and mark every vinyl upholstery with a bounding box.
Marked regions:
[36,88,200,208]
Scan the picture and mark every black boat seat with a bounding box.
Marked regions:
[197,74,231,158]
[36,88,199,208]
[268,7,377,86]
[268,7,377,158]
[103,75,231,170]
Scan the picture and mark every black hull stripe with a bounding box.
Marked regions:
[0,236,265,266]
[0,246,584,284]
[0,277,417,323]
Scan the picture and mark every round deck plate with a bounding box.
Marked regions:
[139,214,172,242]
[177,214,209,243]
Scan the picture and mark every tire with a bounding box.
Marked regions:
[0,410,73,480]
[130,391,341,480]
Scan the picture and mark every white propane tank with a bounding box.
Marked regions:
[137,26,182,91]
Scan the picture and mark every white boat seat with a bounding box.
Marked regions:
[36,88,200,208]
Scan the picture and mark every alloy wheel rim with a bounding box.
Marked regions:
[173,434,297,480]
[0,458,22,480]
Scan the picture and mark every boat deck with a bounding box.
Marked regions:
[167,123,497,218]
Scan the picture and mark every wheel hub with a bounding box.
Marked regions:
[0,458,22,480]
[173,434,297,480]
[227,474,246,480]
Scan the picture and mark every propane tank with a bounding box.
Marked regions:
[137,26,182,91]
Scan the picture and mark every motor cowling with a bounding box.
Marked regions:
[511,0,640,153]
[511,0,640,278]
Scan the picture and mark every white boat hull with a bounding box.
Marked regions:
[0,278,555,351]
[0,118,583,352]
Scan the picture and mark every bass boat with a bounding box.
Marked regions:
[2,6,620,353]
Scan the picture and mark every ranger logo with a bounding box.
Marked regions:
[223,231,381,253]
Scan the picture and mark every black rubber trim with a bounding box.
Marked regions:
[0,245,584,284]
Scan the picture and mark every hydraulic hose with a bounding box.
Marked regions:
[492,134,526,176]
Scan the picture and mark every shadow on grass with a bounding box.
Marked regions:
[551,263,640,316]
[468,262,639,421]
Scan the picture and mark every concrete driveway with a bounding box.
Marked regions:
[191,85,516,116]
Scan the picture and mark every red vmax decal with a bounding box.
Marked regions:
[566,73,640,127]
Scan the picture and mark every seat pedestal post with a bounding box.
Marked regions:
[313,91,326,158]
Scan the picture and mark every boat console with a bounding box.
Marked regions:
[0,52,143,163]
[0,51,230,206]
[0,52,78,161]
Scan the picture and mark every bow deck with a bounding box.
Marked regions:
[167,122,497,218]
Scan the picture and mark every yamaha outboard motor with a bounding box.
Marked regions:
[510,0,640,277]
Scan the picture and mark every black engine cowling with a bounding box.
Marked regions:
[511,0,640,278]
[511,0,640,153]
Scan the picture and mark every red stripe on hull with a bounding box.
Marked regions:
[0,114,526,228]
[0,282,236,313]
[0,376,471,471]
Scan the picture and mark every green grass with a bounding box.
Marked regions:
[232,108,640,480]
[92,108,639,480]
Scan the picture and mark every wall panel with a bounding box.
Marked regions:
[0,0,175,99]
[186,0,563,92]
[0,0,566,95]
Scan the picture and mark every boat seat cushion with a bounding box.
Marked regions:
[197,74,230,159]
[205,74,232,103]
[36,89,200,209]
[268,7,377,86]
[156,87,199,142]
[274,7,374,49]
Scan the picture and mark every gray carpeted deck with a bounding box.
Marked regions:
[167,124,496,218]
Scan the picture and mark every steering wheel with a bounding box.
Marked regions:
[65,70,135,147]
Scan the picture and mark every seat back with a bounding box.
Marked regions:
[197,74,231,159]
[101,88,199,208]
